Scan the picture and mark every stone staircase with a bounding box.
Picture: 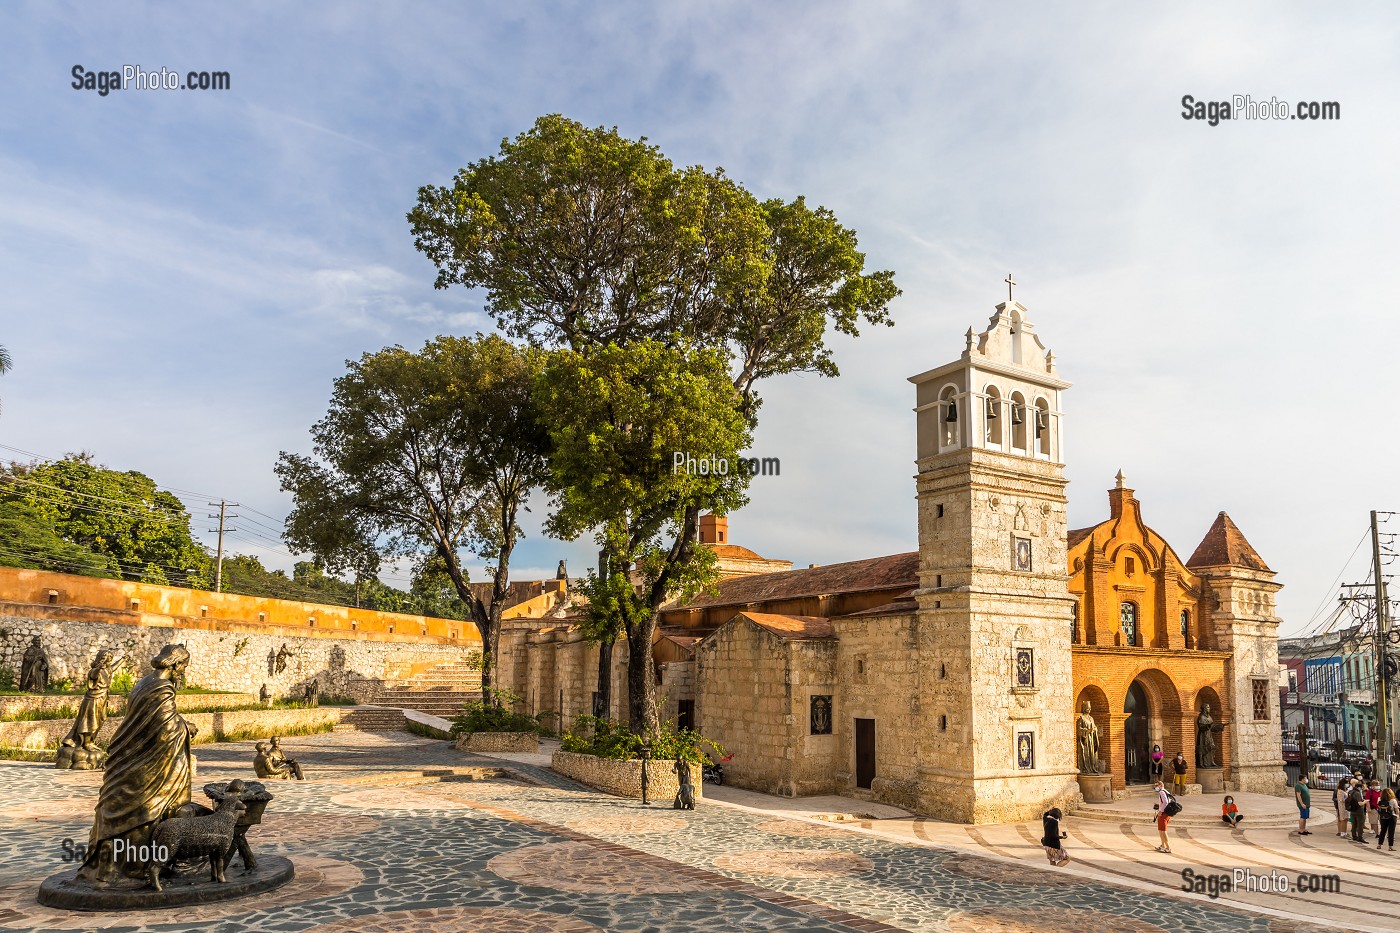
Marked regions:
[336,706,408,732]
[1073,786,1296,828]
[370,659,483,718]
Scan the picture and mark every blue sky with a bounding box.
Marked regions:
[1,2,1397,633]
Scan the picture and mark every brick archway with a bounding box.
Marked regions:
[1118,668,1183,788]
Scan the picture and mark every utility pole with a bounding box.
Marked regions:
[1373,510,1393,787]
[208,501,239,593]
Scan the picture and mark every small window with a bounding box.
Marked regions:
[388,625,395,634]
[308,617,316,627]
[200,606,208,619]
[855,658,865,676]
[258,612,266,622]
[1071,602,1080,644]
[1125,557,1136,576]
[47,590,59,605]
[939,715,948,731]
[936,503,945,518]
[1252,680,1270,721]
[1180,609,1190,641]
[936,574,943,588]
[718,531,724,542]
[351,620,358,631]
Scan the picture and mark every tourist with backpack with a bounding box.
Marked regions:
[1378,788,1398,852]
[1153,779,1178,853]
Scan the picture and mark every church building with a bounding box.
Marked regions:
[498,291,1285,821]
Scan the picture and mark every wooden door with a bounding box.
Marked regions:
[855,718,876,789]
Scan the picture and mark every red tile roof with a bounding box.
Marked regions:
[680,552,919,609]
[1186,511,1272,572]
[711,544,767,560]
[739,612,835,640]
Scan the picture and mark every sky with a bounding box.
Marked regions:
[1,2,1397,635]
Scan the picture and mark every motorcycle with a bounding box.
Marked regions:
[702,753,733,785]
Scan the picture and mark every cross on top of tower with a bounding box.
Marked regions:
[1004,273,1016,302]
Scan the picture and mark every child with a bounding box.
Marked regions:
[1042,807,1069,865]
[1221,795,1243,827]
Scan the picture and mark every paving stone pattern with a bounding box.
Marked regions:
[0,732,1280,932]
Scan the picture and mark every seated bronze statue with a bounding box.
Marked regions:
[253,737,305,781]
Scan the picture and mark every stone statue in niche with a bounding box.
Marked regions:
[56,650,118,770]
[1076,701,1103,774]
[1196,703,1223,769]
[273,644,291,675]
[19,636,50,692]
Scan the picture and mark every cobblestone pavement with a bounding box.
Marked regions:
[0,731,1367,932]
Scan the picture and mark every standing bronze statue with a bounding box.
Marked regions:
[1076,700,1104,774]
[19,636,50,693]
[56,650,118,770]
[78,644,199,884]
[1196,703,1222,769]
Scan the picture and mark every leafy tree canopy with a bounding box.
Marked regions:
[0,455,211,586]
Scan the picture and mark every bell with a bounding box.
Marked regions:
[1011,405,1024,426]
[945,400,957,423]
[1034,410,1048,437]
[985,398,999,420]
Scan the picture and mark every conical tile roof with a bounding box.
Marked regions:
[1186,511,1271,572]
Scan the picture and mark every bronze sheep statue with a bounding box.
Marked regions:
[146,794,246,891]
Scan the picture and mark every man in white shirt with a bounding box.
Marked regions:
[1153,780,1174,853]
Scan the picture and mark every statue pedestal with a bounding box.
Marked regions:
[1077,773,1113,803]
[1196,767,1224,794]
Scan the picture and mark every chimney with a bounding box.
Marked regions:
[699,513,728,544]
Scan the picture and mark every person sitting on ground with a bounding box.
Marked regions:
[1221,795,1244,827]
[1041,807,1069,866]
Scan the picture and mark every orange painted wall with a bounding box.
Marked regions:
[0,566,480,646]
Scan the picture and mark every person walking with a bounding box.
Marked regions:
[1221,795,1244,827]
[1171,752,1188,796]
[1294,775,1311,836]
[1349,778,1369,843]
[1378,788,1398,852]
[1042,807,1069,866]
[1153,779,1175,853]
[1367,780,1383,837]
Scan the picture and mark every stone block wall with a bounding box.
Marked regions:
[0,613,481,703]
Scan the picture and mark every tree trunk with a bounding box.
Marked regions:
[626,613,659,736]
[594,636,614,719]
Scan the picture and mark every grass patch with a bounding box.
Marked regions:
[406,719,452,741]
[0,705,80,722]
[0,745,57,761]
[208,718,336,743]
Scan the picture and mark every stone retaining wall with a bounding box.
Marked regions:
[0,706,342,749]
[456,732,538,753]
[552,750,702,801]
[0,614,479,703]
[0,692,260,720]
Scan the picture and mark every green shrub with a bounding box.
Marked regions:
[46,676,75,693]
[317,693,358,706]
[0,668,14,691]
[560,714,723,764]
[0,704,79,722]
[450,688,541,736]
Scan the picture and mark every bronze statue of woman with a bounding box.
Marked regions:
[56,650,117,770]
[78,644,199,883]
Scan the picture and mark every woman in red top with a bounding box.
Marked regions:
[1221,795,1243,827]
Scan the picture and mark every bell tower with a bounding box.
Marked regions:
[908,289,1081,822]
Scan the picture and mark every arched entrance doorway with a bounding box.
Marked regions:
[1124,680,1152,784]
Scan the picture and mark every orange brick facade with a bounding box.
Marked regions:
[1068,477,1233,792]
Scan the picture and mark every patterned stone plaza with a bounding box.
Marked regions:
[0,731,1383,932]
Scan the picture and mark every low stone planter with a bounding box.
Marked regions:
[0,706,342,750]
[456,731,538,753]
[551,749,702,802]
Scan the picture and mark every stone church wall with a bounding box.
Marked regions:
[831,611,922,809]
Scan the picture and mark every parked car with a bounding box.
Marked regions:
[1312,763,1353,790]
[1281,743,1301,764]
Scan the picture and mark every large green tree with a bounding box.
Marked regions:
[0,499,111,577]
[538,341,751,732]
[276,334,551,698]
[0,455,211,586]
[410,114,898,733]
